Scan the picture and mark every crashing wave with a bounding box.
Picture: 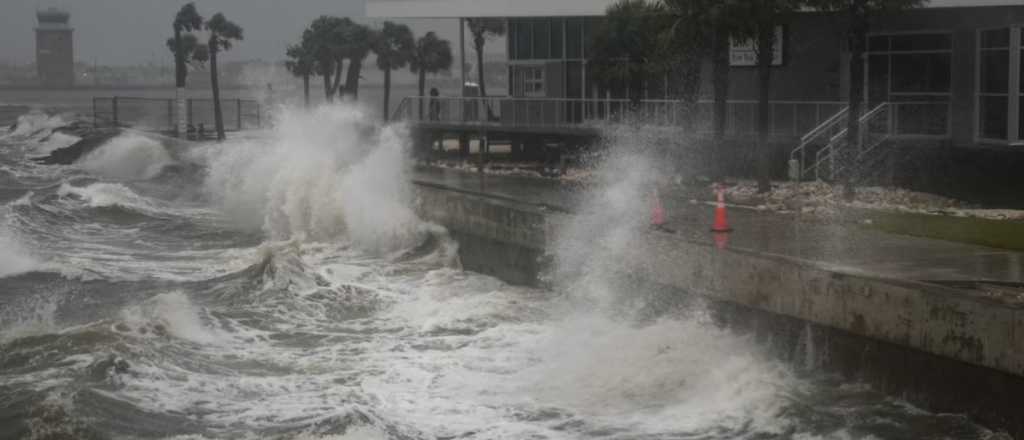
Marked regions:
[74,133,174,180]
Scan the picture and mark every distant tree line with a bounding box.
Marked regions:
[591,0,922,195]
[284,17,454,121]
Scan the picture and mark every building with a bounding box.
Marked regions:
[35,7,75,88]
[369,0,1024,205]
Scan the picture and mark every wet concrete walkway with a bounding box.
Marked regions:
[413,167,1024,288]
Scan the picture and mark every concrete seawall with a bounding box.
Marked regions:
[413,180,1024,437]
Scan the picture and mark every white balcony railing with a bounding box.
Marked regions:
[392,96,847,138]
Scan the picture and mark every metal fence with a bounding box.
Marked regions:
[393,96,847,138]
[93,97,262,135]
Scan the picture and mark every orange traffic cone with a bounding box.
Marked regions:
[651,188,666,228]
[711,186,732,233]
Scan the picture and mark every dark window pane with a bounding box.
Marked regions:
[869,35,889,52]
[980,50,1009,94]
[533,19,549,59]
[891,33,951,51]
[1020,50,1024,93]
[508,21,518,60]
[891,53,951,93]
[868,54,889,103]
[566,18,582,59]
[982,28,1010,49]
[515,20,531,59]
[980,96,1008,139]
[551,19,563,59]
[1020,98,1024,140]
[584,18,601,59]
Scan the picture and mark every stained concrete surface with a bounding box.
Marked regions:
[414,167,1024,289]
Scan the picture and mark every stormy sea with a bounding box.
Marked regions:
[0,105,1005,439]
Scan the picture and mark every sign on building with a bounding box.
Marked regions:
[730,26,784,67]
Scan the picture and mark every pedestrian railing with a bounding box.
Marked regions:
[788,100,951,181]
[92,96,262,135]
[392,95,846,138]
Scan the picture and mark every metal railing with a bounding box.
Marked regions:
[790,102,892,181]
[93,96,262,135]
[788,100,952,181]
[392,96,845,138]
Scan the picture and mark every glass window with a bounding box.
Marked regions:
[982,28,1010,49]
[521,66,545,97]
[550,19,564,59]
[891,53,950,93]
[533,19,549,59]
[566,18,582,59]
[891,34,952,51]
[980,50,1009,94]
[981,96,1008,139]
[515,20,531,60]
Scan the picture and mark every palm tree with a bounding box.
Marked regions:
[372,22,415,121]
[285,39,316,108]
[340,22,373,100]
[465,18,506,99]
[306,16,345,102]
[172,2,203,137]
[590,0,667,106]
[410,32,453,119]
[205,12,243,141]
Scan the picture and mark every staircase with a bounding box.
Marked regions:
[788,102,893,182]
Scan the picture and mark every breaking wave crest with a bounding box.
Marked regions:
[75,133,174,180]
[204,105,427,251]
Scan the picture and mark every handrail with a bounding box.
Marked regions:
[802,102,891,181]
[799,107,849,146]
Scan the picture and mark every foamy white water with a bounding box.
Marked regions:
[0,105,1000,440]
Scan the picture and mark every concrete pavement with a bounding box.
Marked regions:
[413,167,1024,301]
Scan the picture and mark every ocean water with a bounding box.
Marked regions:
[0,106,1005,439]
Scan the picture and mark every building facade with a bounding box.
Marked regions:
[35,7,75,89]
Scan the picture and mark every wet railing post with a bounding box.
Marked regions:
[237,99,243,130]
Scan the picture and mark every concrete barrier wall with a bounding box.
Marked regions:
[413,182,1024,436]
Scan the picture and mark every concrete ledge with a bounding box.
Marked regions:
[412,181,1024,436]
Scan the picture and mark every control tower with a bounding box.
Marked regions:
[35,7,75,88]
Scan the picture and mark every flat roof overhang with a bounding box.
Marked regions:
[365,0,616,18]
[367,0,1024,18]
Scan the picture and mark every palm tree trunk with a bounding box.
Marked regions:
[418,69,426,120]
[210,47,225,141]
[329,60,344,99]
[303,74,310,108]
[843,0,868,201]
[344,58,363,100]
[174,28,187,138]
[383,67,391,122]
[712,24,730,182]
[475,39,487,98]
[756,23,774,194]
[323,64,333,103]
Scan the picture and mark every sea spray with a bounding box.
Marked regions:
[204,104,425,251]
[0,226,41,278]
[75,133,174,180]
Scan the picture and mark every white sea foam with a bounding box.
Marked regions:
[5,111,66,140]
[35,132,81,155]
[204,104,426,251]
[57,182,156,211]
[76,133,174,180]
[119,292,224,345]
[0,227,41,278]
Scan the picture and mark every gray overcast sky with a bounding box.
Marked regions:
[0,0,478,66]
